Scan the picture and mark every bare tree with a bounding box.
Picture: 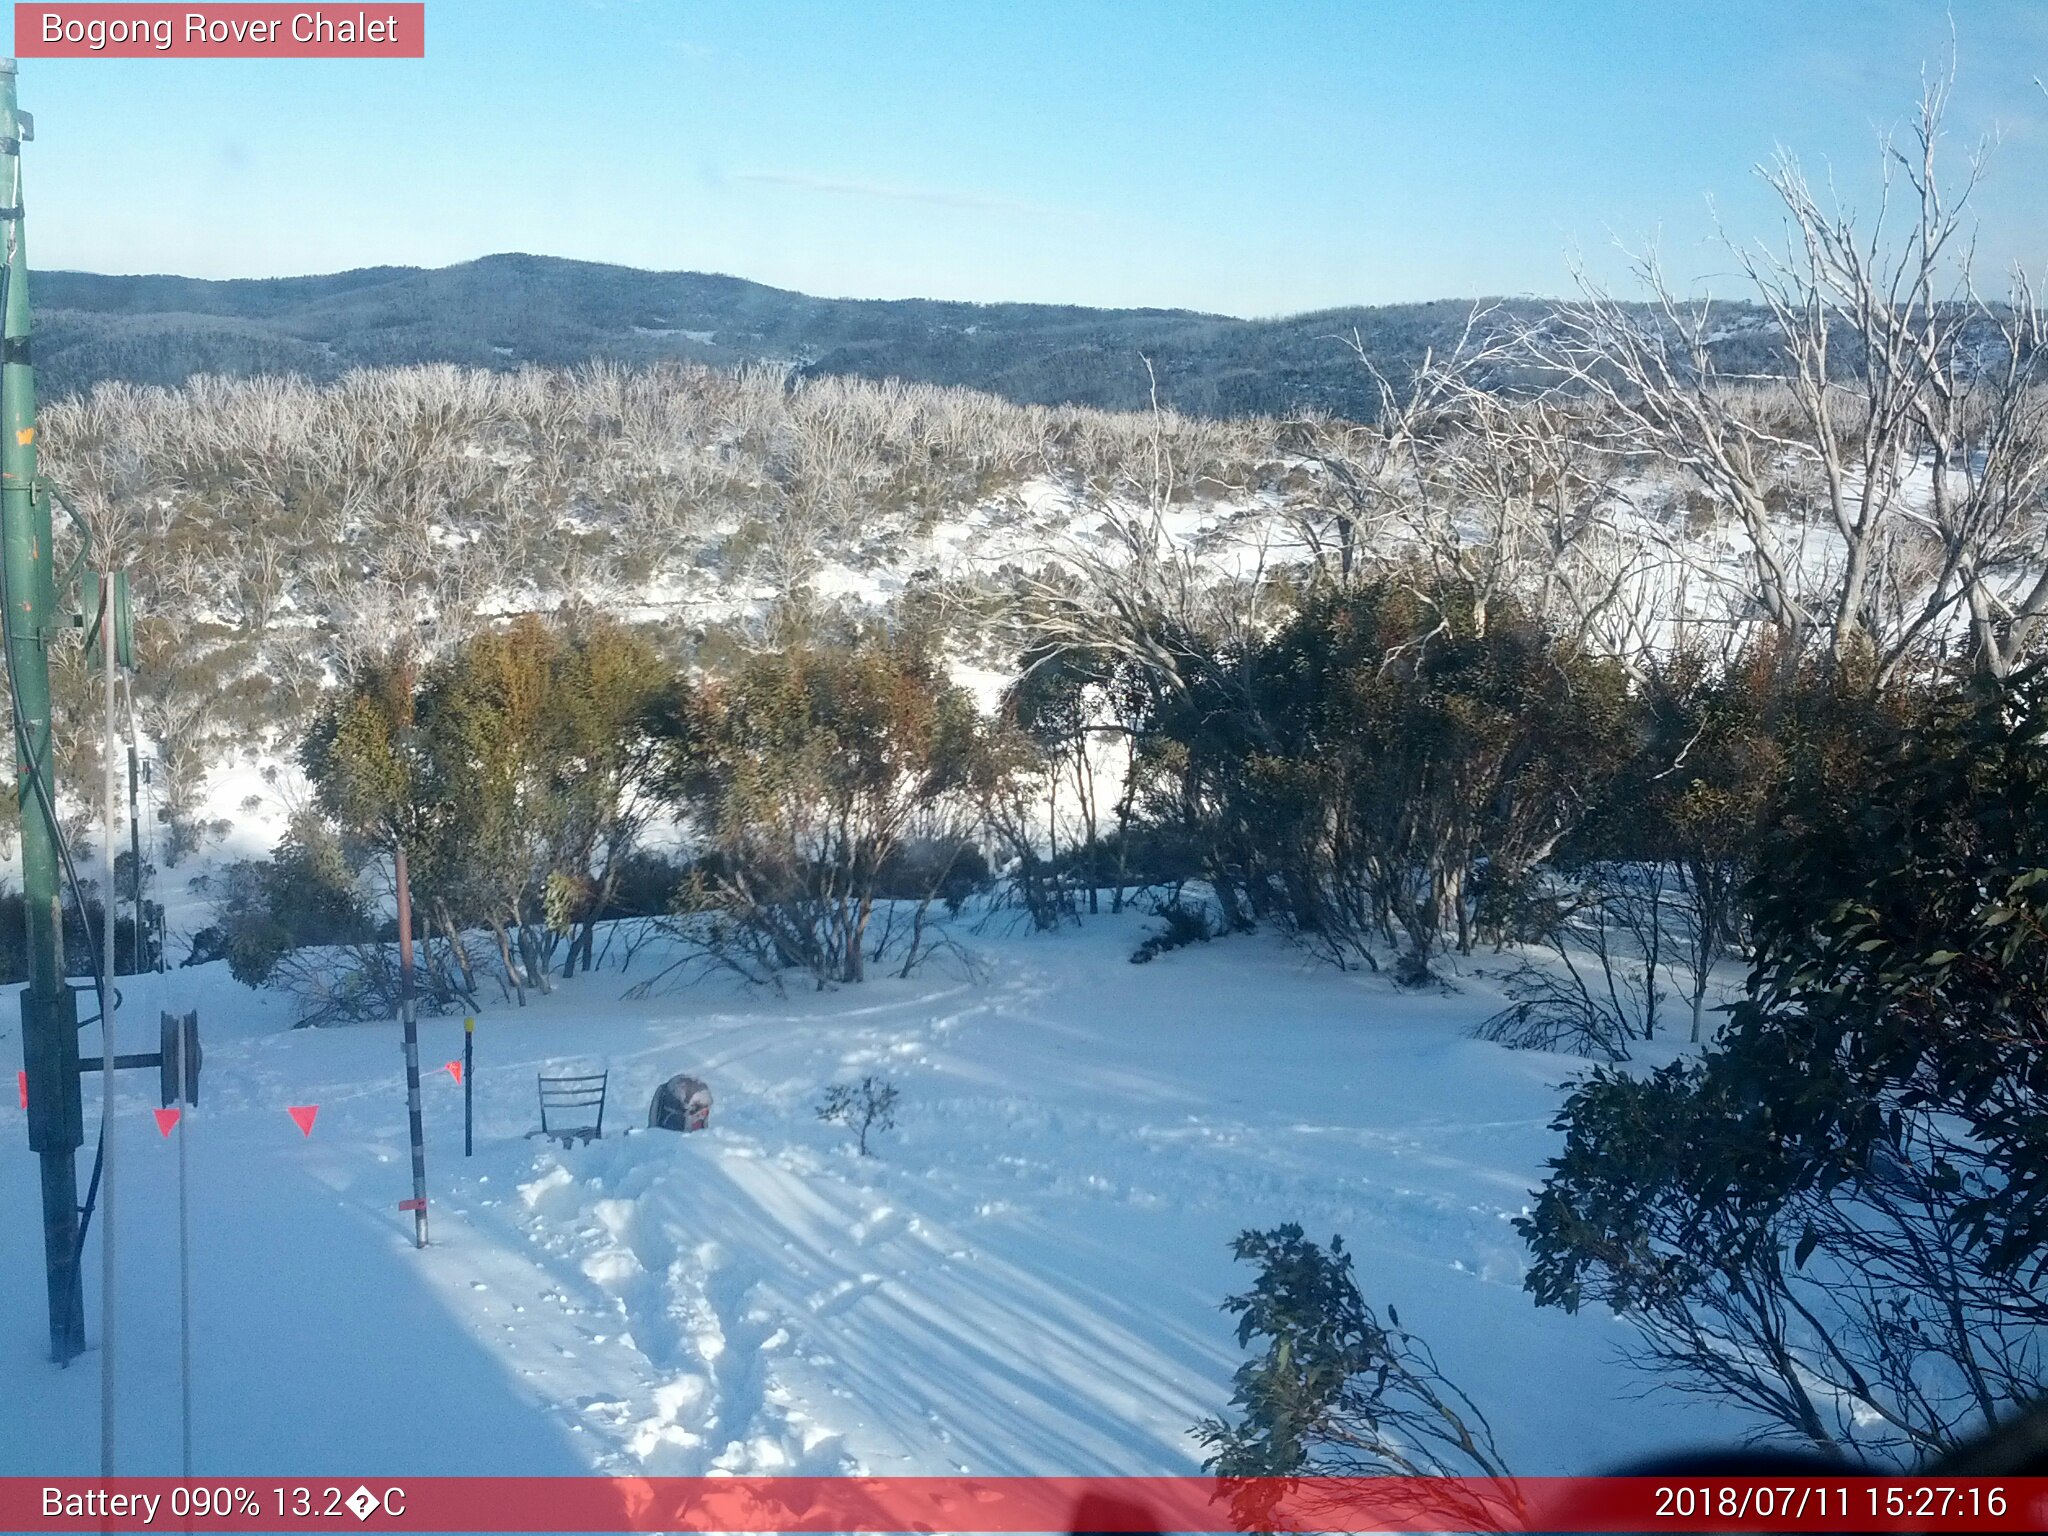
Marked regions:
[1534,65,2048,681]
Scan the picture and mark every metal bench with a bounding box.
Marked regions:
[537,1068,608,1147]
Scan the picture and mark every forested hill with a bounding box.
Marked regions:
[29,252,1775,418]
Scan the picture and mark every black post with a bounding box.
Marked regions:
[394,843,428,1247]
[462,1014,473,1158]
[127,734,142,976]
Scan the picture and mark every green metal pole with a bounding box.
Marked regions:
[1,58,84,1366]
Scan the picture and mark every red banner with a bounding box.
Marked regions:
[5,1476,2048,1532]
[14,5,425,58]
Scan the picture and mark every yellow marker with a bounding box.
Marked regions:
[14,427,31,446]
[465,1016,475,1033]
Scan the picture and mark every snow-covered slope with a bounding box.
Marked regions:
[2,912,1745,1478]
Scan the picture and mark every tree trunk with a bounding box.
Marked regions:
[516,921,552,996]
[846,894,871,983]
[491,918,526,1006]
[436,901,478,997]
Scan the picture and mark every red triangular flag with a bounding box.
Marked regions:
[154,1107,181,1137]
[444,1059,462,1084]
[287,1104,319,1137]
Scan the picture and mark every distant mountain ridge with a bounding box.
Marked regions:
[28,251,1773,418]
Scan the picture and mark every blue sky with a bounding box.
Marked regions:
[10,0,2048,316]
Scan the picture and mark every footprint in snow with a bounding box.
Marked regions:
[807,1274,885,1318]
[849,1207,902,1245]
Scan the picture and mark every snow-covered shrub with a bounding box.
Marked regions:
[0,888,159,982]
[657,641,1009,988]
[301,618,673,1001]
[816,1075,899,1157]
[1197,1226,1517,1529]
[1471,865,1667,1062]
[1471,960,1634,1062]
[205,813,372,988]
[1137,577,1631,981]
[1523,668,2048,1465]
[1129,896,1213,963]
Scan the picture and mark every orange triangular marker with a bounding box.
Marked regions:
[153,1107,181,1137]
[287,1104,319,1137]
[444,1060,462,1085]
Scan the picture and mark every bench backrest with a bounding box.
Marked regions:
[538,1069,608,1140]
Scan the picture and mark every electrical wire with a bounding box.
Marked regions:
[0,133,189,1466]
[0,210,108,1024]
[0,266,114,1264]
[4,119,176,1468]
[0,183,120,1425]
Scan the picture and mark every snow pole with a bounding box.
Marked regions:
[152,1012,199,1480]
[98,573,118,1475]
[176,1068,191,1476]
[395,845,429,1247]
[127,681,144,976]
[159,1011,198,1477]
[463,1016,473,1158]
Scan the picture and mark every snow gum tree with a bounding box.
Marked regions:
[1144,575,1631,981]
[411,620,562,1002]
[1002,644,1154,915]
[202,811,371,989]
[292,619,675,1008]
[287,652,470,1016]
[1536,68,2048,684]
[1197,1225,1519,1531]
[1522,664,2048,1465]
[657,640,1006,989]
[542,621,676,978]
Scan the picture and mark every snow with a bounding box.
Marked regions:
[2,911,1751,1478]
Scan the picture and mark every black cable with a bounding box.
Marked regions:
[0,567,116,1261]
[0,247,119,1267]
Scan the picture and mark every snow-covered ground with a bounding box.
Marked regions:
[2,911,1748,1478]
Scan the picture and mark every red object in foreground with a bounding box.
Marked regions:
[444,1059,462,1084]
[286,1104,318,1137]
[15,1068,24,1108]
[397,1197,425,1212]
[5,1476,2047,1533]
[152,1107,180,1137]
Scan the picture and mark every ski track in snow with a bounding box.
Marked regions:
[2,915,1749,1478]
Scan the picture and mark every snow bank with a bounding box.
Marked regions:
[2,913,1749,1477]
